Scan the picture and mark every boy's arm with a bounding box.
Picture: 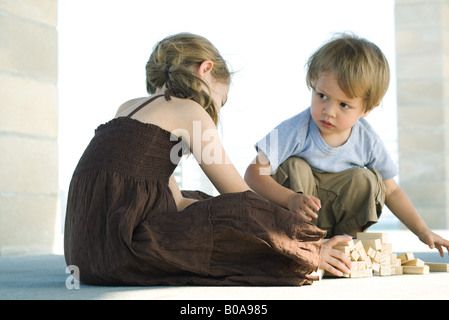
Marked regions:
[384,178,427,234]
[384,178,449,256]
[244,151,320,221]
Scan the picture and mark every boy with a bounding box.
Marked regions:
[245,33,449,256]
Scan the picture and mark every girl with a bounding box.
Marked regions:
[64,33,351,286]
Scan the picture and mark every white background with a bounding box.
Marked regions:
[58,0,398,226]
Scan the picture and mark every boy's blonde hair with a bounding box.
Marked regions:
[306,33,390,112]
[146,33,231,125]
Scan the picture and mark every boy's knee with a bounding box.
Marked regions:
[331,168,385,235]
[272,157,308,185]
[346,168,385,202]
[351,168,378,189]
[273,157,315,194]
[280,157,311,172]
[276,157,313,179]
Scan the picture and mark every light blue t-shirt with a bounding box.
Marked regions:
[255,107,398,180]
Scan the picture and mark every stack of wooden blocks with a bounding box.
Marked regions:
[322,232,449,279]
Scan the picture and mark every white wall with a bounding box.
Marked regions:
[58,0,397,222]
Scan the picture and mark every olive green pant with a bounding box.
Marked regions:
[272,157,386,237]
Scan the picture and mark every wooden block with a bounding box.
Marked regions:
[356,232,388,244]
[393,258,402,267]
[380,253,391,265]
[365,256,372,268]
[323,270,351,278]
[366,247,376,259]
[333,246,351,256]
[398,252,414,264]
[402,258,425,267]
[353,240,364,252]
[351,261,366,271]
[373,251,382,263]
[390,265,396,275]
[381,243,392,254]
[392,265,403,275]
[396,266,403,275]
[357,247,367,261]
[324,265,372,278]
[374,264,391,276]
[335,240,354,250]
[350,250,360,261]
[372,262,380,272]
[360,239,382,251]
[426,263,449,272]
[310,269,324,280]
[402,265,429,275]
[348,268,373,278]
[390,254,397,264]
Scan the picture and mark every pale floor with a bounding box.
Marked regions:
[1,230,448,300]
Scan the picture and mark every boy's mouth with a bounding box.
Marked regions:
[320,120,334,129]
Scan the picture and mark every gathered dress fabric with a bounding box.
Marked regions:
[64,96,326,286]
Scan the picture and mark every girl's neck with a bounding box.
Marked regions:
[153,86,167,96]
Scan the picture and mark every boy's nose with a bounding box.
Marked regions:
[323,103,337,118]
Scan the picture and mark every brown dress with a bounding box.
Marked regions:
[64,94,326,286]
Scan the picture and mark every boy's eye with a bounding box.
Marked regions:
[318,93,327,100]
[340,103,350,109]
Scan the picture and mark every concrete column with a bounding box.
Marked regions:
[395,0,449,228]
[0,0,59,255]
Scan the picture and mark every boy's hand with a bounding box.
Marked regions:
[319,235,353,277]
[417,229,449,257]
[287,193,321,222]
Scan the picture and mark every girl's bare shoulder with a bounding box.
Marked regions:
[169,97,214,122]
[115,97,146,117]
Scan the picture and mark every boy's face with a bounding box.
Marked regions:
[310,72,370,147]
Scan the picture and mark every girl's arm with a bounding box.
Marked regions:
[384,178,449,256]
[174,101,250,195]
[245,151,320,221]
[169,174,197,211]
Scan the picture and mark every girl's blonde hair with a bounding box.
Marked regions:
[306,33,390,112]
[146,33,231,125]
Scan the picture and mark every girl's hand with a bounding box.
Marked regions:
[319,235,353,277]
[417,229,449,257]
[287,193,321,221]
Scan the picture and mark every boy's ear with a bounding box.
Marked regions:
[361,101,381,118]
